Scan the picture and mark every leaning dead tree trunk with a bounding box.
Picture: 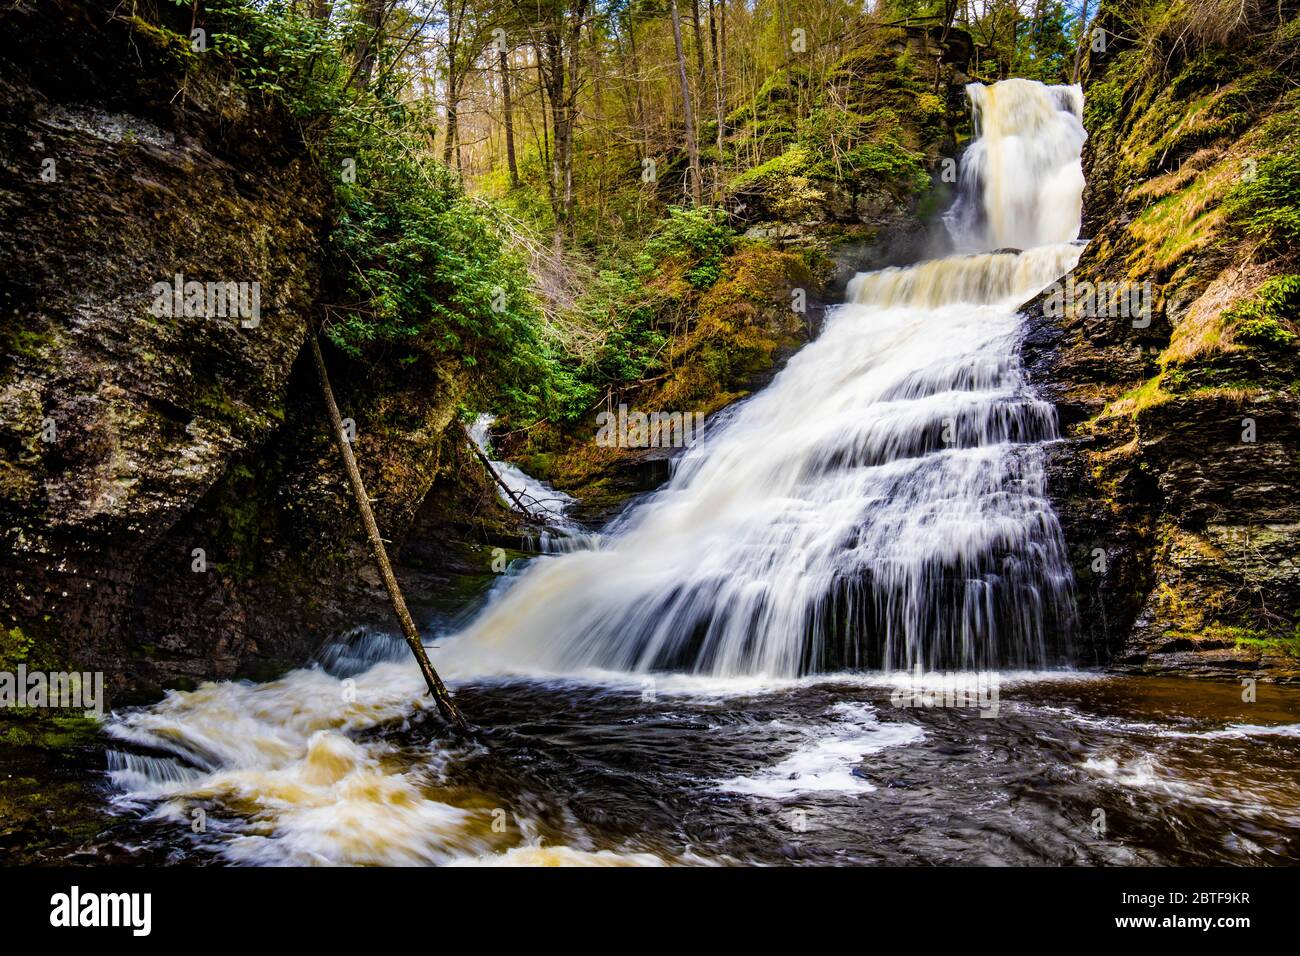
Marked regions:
[309,333,468,732]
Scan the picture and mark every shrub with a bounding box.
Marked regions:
[642,207,735,290]
[1225,274,1300,349]
[1222,143,1300,249]
[205,1,561,420]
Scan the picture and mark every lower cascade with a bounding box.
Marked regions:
[442,78,1087,679]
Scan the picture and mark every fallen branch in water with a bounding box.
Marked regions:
[460,421,548,525]
[309,332,468,733]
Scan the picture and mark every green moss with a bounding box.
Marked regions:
[1128,160,1231,269]
[1162,621,1300,658]
[1228,627,1300,658]
[0,325,56,361]
[0,727,110,863]
[0,711,100,751]
[1232,635,1300,657]
[809,139,930,199]
[1224,274,1300,350]
[730,144,814,193]
[123,14,198,67]
[517,452,556,480]
[35,714,101,749]
[1100,372,1173,420]
[205,460,266,580]
[1128,86,1248,179]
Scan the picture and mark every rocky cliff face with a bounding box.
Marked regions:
[0,1,518,701]
[1023,1,1300,680]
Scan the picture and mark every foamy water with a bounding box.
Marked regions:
[437,81,1087,679]
[101,80,1106,867]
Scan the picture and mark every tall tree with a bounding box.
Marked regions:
[709,0,727,200]
[669,0,702,205]
[352,0,391,88]
[440,0,475,167]
[500,46,520,185]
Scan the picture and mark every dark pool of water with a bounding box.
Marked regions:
[425,673,1300,865]
[38,664,1300,866]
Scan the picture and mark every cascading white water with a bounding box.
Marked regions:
[946,79,1086,252]
[469,413,583,540]
[101,79,1093,865]
[440,79,1088,679]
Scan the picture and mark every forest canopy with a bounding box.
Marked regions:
[170,0,1097,424]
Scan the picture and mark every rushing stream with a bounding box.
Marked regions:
[94,79,1300,866]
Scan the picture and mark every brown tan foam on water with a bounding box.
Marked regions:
[107,664,696,865]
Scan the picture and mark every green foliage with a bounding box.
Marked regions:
[0,626,34,671]
[642,207,735,289]
[724,29,941,216]
[204,1,561,420]
[578,271,668,387]
[537,209,740,423]
[1226,275,1300,349]
[1222,142,1300,250]
[1083,75,1125,137]
[328,157,544,391]
[1236,317,1297,349]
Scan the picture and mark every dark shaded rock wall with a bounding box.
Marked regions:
[0,1,519,701]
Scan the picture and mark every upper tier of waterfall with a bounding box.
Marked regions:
[946,78,1087,253]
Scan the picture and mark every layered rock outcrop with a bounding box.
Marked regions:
[1023,1,1300,680]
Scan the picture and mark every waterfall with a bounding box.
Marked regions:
[441,79,1088,679]
[946,78,1086,252]
[468,413,583,543]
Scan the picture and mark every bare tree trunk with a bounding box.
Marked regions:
[934,0,959,92]
[1072,0,1093,84]
[500,49,519,187]
[352,0,387,88]
[562,7,586,231]
[709,0,726,200]
[669,0,702,205]
[626,10,650,152]
[547,67,569,233]
[443,92,459,166]
[536,56,552,173]
[588,19,608,222]
[309,334,468,733]
[690,0,707,91]
[539,32,568,234]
